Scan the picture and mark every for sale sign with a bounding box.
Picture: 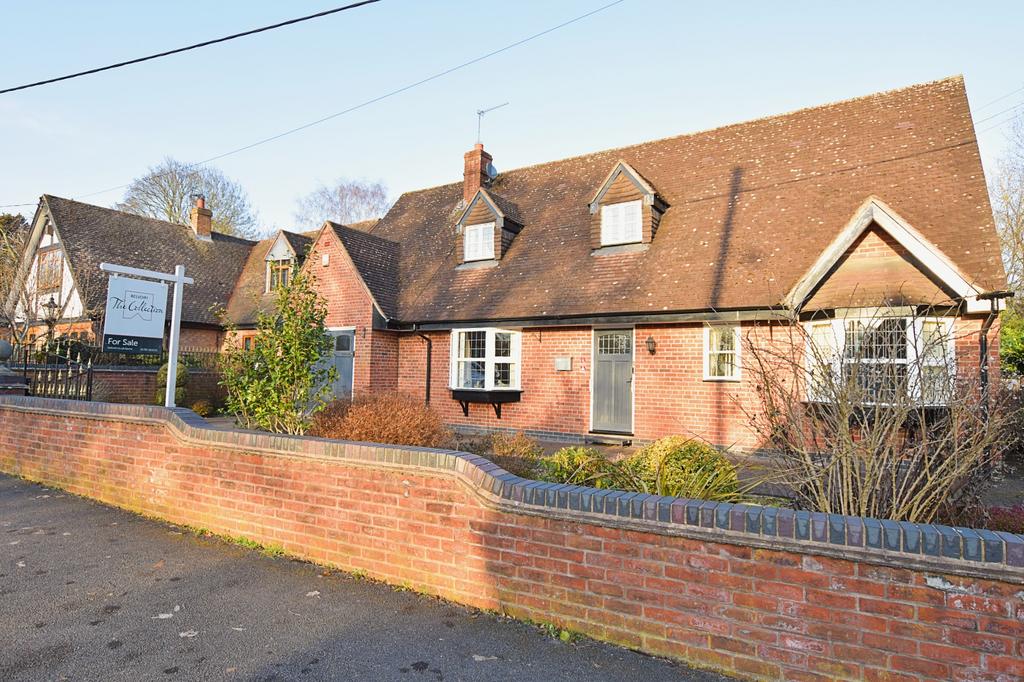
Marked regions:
[101,277,168,355]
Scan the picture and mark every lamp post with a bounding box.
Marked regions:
[42,295,60,345]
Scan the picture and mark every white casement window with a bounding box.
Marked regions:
[805,316,954,405]
[704,325,741,381]
[600,200,643,246]
[450,328,521,391]
[463,222,495,262]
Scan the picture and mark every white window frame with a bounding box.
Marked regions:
[703,325,742,381]
[463,222,495,262]
[804,316,955,406]
[600,200,643,246]
[449,328,521,391]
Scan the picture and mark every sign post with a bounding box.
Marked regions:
[100,263,193,408]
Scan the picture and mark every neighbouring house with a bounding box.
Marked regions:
[3,195,322,350]
[4,76,1010,447]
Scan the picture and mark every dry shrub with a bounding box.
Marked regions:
[309,392,453,448]
[308,399,352,437]
[742,308,1006,523]
[986,505,1024,534]
[489,431,544,478]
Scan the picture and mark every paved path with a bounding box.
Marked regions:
[0,475,731,681]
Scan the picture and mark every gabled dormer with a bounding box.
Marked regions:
[589,160,667,251]
[456,188,523,265]
[264,230,311,293]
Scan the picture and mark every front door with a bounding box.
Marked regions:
[327,329,355,399]
[592,329,633,433]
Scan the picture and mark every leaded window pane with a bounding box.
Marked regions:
[494,362,512,388]
[495,332,512,358]
[459,331,486,358]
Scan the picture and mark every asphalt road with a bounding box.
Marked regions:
[0,474,731,682]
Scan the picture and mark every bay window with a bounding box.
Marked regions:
[451,328,521,391]
[806,316,954,405]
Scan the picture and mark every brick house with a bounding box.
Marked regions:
[3,195,319,351]
[302,76,1008,446]
[5,76,1010,447]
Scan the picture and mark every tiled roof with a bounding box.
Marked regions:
[362,76,1005,323]
[45,196,255,326]
[224,230,315,326]
[282,231,313,258]
[328,222,401,319]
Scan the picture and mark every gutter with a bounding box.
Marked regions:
[977,291,1014,424]
[413,327,432,404]
[388,306,792,332]
[977,291,1013,477]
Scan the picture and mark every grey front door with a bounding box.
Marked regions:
[328,330,355,399]
[592,329,633,433]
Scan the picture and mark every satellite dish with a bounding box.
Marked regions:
[484,161,498,185]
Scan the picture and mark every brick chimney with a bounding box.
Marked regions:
[463,143,492,204]
[190,195,213,241]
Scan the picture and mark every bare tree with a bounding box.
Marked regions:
[991,118,1024,292]
[0,213,29,337]
[742,308,1005,524]
[293,178,390,229]
[115,157,259,238]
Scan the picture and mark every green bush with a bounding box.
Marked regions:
[537,437,745,502]
[219,272,336,434]
[189,399,214,417]
[155,362,189,405]
[628,436,742,502]
[537,446,621,489]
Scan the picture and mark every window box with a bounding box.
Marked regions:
[450,388,522,418]
[450,327,522,416]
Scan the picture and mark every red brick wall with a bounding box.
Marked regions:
[1,399,1021,682]
[398,327,592,438]
[29,368,225,406]
[178,327,222,352]
[396,315,997,447]
[306,228,394,398]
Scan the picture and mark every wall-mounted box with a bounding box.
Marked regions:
[554,357,572,371]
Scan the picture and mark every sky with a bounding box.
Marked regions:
[2,0,1023,235]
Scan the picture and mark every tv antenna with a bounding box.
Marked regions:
[476,102,509,143]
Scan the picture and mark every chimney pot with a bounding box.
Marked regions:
[190,195,213,241]
[463,143,493,204]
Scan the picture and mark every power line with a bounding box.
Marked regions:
[0,0,627,209]
[976,83,1024,110]
[0,1,381,95]
[974,99,1024,126]
[978,112,1022,135]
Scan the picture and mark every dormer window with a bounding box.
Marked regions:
[267,259,292,292]
[590,161,667,251]
[463,222,495,262]
[456,189,522,266]
[600,200,643,246]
